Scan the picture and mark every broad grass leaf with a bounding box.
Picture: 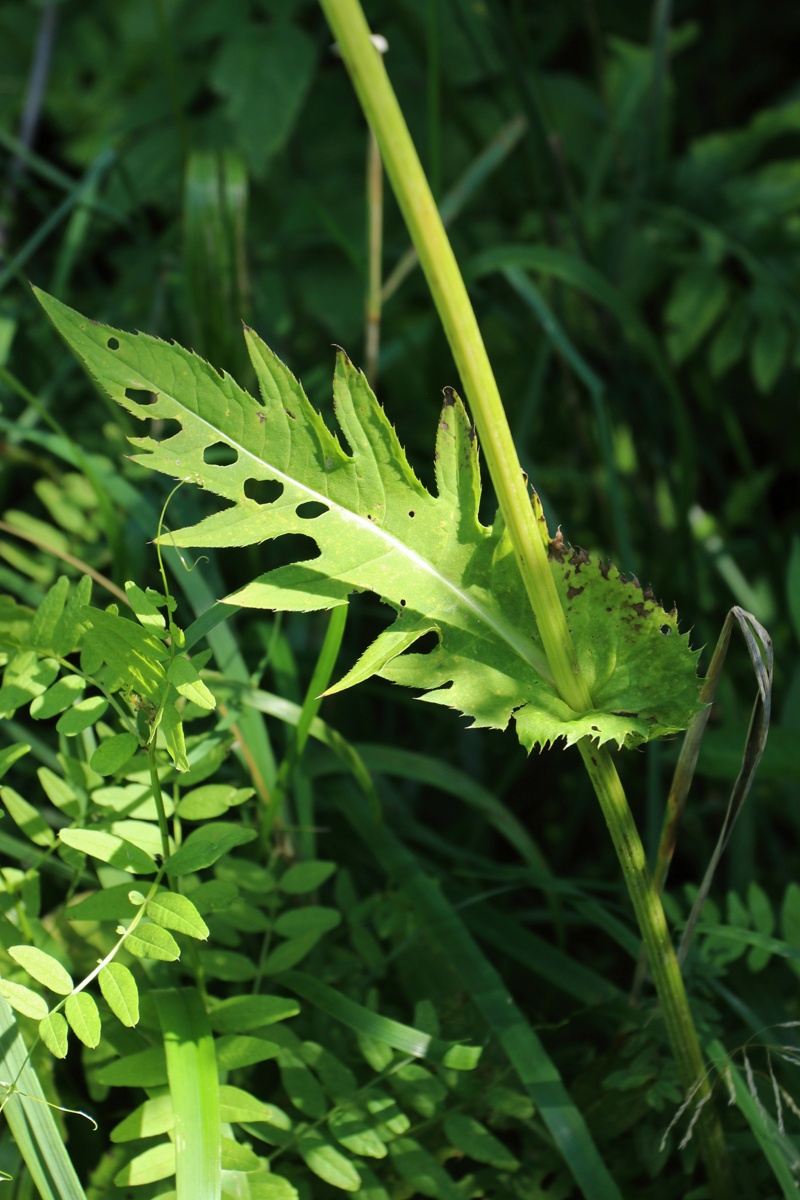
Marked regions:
[0,979,48,1020]
[98,962,139,1026]
[165,823,257,875]
[38,1012,69,1058]
[297,1129,361,1192]
[65,992,101,1048]
[59,828,157,874]
[8,946,73,994]
[36,291,702,751]
[124,923,181,962]
[146,892,209,940]
[280,860,336,893]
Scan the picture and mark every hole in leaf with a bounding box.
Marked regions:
[399,599,406,607]
[244,478,283,504]
[125,387,157,406]
[409,630,438,656]
[659,624,672,636]
[203,442,239,467]
[107,337,120,350]
[264,534,320,572]
[152,418,182,442]
[408,510,415,518]
[296,501,328,520]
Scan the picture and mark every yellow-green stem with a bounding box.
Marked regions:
[365,128,383,384]
[319,2,731,1195]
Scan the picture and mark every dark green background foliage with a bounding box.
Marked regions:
[0,1,799,1197]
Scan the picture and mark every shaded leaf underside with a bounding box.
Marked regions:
[36,290,702,751]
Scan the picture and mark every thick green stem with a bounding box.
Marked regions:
[319,2,731,1195]
[322,0,588,713]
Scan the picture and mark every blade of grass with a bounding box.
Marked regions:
[499,265,634,569]
[0,151,116,295]
[266,605,348,852]
[153,988,221,1200]
[280,970,480,1069]
[0,999,89,1200]
[381,113,527,304]
[469,241,696,520]
[335,787,624,1200]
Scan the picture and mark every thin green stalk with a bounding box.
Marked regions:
[262,605,348,853]
[317,2,731,1195]
[320,0,588,713]
[364,129,383,384]
[580,742,730,1191]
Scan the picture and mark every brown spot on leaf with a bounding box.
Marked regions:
[566,585,585,600]
[442,387,456,408]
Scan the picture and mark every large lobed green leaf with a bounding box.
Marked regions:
[36,289,701,751]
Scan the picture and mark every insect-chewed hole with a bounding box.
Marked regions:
[107,337,120,350]
[399,598,407,607]
[410,630,438,656]
[244,478,283,504]
[659,624,672,636]
[203,442,239,466]
[152,418,182,441]
[408,510,415,518]
[296,500,328,520]
[125,387,157,406]
[265,534,320,571]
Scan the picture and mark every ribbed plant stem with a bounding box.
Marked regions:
[318,2,730,1195]
[321,0,589,714]
[580,742,731,1196]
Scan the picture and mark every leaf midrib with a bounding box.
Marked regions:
[133,368,555,688]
